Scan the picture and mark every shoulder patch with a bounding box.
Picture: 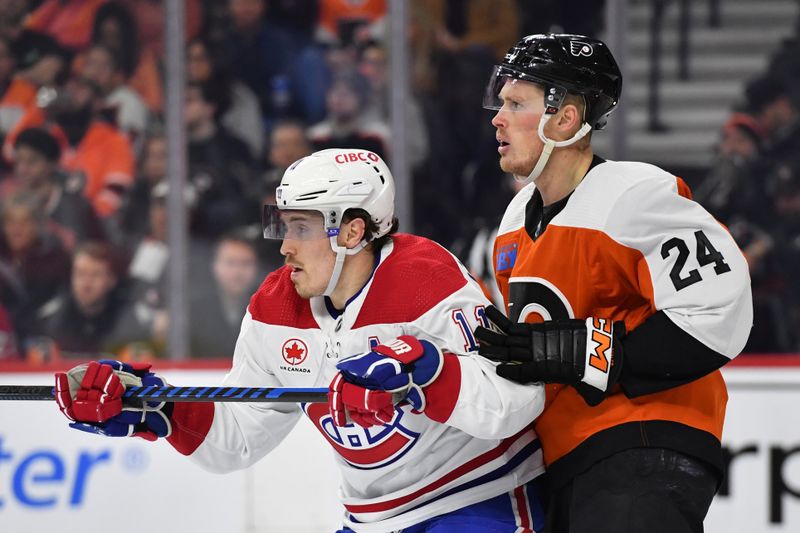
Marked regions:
[495,237,519,273]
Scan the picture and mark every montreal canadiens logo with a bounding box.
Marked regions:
[282,338,308,365]
[303,403,420,470]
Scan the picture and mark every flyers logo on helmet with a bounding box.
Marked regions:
[570,41,594,57]
[303,403,421,470]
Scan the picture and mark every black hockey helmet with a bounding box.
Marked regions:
[483,33,623,130]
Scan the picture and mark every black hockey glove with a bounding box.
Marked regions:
[474,305,625,406]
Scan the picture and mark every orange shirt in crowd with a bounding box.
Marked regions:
[318,0,386,38]
[128,49,163,113]
[116,0,203,112]
[0,78,38,134]
[72,48,163,113]
[24,0,107,52]
[4,107,134,218]
[118,0,202,59]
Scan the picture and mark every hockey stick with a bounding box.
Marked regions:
[0,385,329,403]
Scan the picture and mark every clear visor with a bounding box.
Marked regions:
[262,205,336,240]
[482,65,564,114]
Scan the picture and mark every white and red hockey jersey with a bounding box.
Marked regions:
[167,234,545,532]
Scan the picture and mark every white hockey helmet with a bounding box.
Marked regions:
[263,149,396,297]
[264,148,395,241]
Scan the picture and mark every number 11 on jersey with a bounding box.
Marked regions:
[452,306,489,352]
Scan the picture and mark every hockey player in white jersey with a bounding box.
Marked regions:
[474,34,753,533]
[54,149,546,532]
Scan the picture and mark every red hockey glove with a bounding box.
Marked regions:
[328,373,396,428]
[55,360,173,440]
[475,305,625,406]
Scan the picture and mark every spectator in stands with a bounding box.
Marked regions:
[0,0,27,44]
[9,31,68,88]
[3,74,136,219]
[0,35,33,145]
[357,39,428,169]
[747,155,800,352]
[34,240,156,357]
[125,181,171,342]
[315,0,387,46]
[189,233,260,358]
[221,0,329,126]
[118,0,202,59]
[423,0,519,62]
[308,70,390,160]
[267,0,319,41]
[87,2,163,114]
[10,127,104,249]
[1,7,66,102]
[408,0,520,247]
[745,74,800,166]
[186,36,264,159]
[261,119,312,201]
[695,113,780,352]
[118,132,167,243]
[695,112,770,226]
[0,190,71,351]
[770,157,800,282]
[24,0,106,53]
[185,80,259,240]
[80,44,149,144]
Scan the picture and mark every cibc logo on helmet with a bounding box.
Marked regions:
[334,152,380,164]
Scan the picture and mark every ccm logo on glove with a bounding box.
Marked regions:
[584,317,614,391]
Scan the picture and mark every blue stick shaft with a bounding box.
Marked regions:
[0,385,329,403]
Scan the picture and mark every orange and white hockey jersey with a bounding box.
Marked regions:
[493,158,753,488]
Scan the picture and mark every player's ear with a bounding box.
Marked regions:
[554,103,582,139]
[340,217,366,249]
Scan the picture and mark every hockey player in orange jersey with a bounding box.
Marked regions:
[475,33,753,533]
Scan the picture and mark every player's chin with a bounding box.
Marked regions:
[498,154,515,174]
[292,282,321,299]
[290,279,305,296]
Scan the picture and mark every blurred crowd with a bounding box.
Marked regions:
[6,0,792,361]
[0,0,547,362]
[695,29,800,352]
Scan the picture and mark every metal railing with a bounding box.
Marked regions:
[647,0,724,131]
